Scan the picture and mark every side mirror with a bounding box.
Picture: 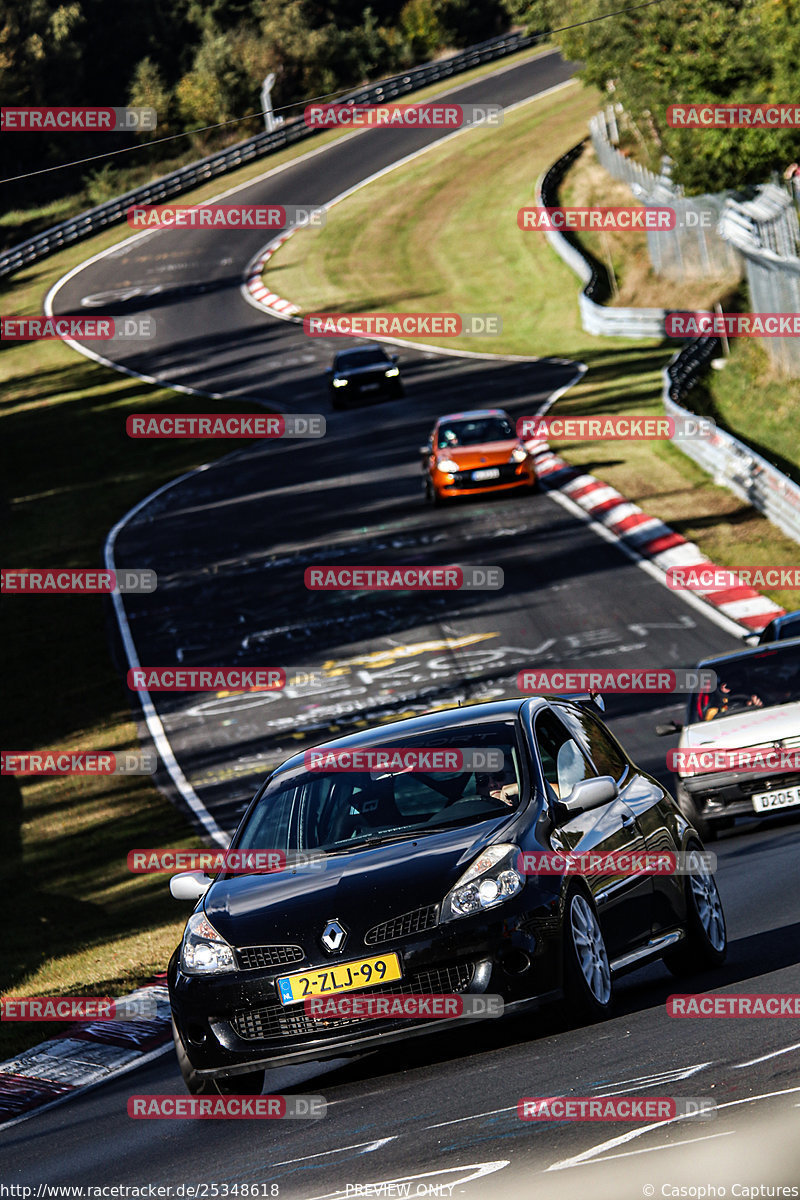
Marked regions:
[391,353,399,363]
[325,366,333,374]
[419,445,430,459]
[557,775,617,817]
[655,720,683,736]
[170,870,211,900]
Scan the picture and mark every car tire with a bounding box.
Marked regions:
[664,842,727,976]
[172,1016,265,1096]
[562,888,614,1023]
[424,479,441,507]
[674,779,716,842]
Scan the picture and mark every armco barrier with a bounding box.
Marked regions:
[663,340,800,545]
[538,137,800,545]
[536,141,665,338]
[0,32,536,280]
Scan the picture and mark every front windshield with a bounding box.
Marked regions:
[687,644,800,723]
[234,721,525,853]
[337,348,388,369]
[437,417,514,448]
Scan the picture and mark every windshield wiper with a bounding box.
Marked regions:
[321,829,426,854]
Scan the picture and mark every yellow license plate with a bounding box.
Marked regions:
[276,952,402,1006]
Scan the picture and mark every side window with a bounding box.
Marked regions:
[553,704,629,784]
[534,710,595,801]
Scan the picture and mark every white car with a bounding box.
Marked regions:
[656,638,800,839]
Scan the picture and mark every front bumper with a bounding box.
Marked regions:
[169,902,561,1078]
[330,376,402,401]
[680,767,800,820]
[436,464,536,498]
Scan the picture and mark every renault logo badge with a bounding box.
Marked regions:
[321,919,347,953]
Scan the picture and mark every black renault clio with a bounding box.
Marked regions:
[168,697,726,1094]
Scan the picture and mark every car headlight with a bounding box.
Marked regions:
[441,843,523,921]
[385,367,400,377]
[509,446,528,463]
[437,458,459,473]
[180,911,236,976]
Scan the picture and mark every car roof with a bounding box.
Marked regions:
[435,409,509,423]
[698,634,800,668]
[336,343,386,355]
[271,696,552,778]
[773,611,800,629]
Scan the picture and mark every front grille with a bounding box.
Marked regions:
[236,945,305,971]
[231,962,475,1041]
[450,464,522,488]
[353,372,388,388]
[365,905,439,945]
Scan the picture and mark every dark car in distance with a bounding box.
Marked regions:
[327,343,403,408]
[756,611,800,645]
[168,697,726,1095]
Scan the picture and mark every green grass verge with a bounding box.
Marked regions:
[691,338,800,490]
[265,81,800,612]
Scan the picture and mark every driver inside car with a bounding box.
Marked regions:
[474,763,519,806]
[702,679,764,721]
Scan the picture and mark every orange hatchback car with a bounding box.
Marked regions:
[421,409,537,504]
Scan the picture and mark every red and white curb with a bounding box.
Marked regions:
[245,232,300,316]
[529,440,784,632]
[0,983,172,1127]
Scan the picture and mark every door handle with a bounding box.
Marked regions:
[620,812,636,828]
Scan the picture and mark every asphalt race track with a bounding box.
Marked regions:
[6,47,800,1198]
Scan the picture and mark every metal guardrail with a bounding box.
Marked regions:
[537,141,665,338]
[590,105,741,281]
[719,187,800,376]
[0,31,537,280]
[539,134,800,543]
[664,342,800,545]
